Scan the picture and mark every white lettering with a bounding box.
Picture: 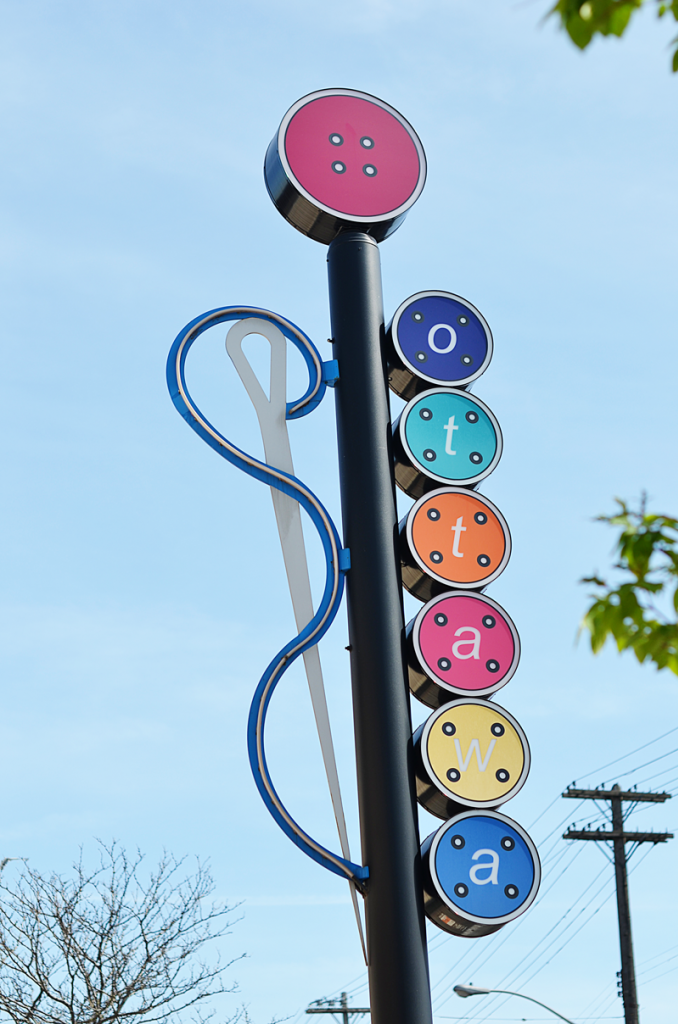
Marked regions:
[452,626,481,660]
[428,323,457,354]
[454,737,496,773]
[443,415,458,456]
[451,516,466,558]
[469,849,500,886]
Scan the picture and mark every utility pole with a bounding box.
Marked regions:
[563,784,673,1024]
[307,993,371,1024]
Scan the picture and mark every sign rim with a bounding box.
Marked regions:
[412,590,521,697]
[276,87,427,225]
[428,809,541,925]
[420,697,531,810]
[390,290,494,388]
[405,485,512,590]
[399,387,503,489]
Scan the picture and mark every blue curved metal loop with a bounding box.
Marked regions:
[166,306,368,887]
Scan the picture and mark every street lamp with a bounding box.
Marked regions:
[453,985,575,1023]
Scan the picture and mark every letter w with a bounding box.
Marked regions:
[454,737,496,772]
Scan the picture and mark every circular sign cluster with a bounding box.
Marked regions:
[389,290,540,937]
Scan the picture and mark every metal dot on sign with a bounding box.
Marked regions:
[482,614,496,628]
[469,451,483,464]
[427,507,441,521]
[437,657,452,671]
[474,511,488,525]
[430,550,444,564]
[477,553,490,567]
[415,350,428,362]
[360,136,374,148]
[419,407,433,420]
[424,449,437,462]
[363,164,378,177]
[501,836,515,851]
[412,310,424,323]
[447,768,461,782]
[491,722,505,737]
[442,722,456,736]
[496,768,510,783]
[461,354,473,366]
[332,160,346,174]
[451,834,465,849]
[434,612,448,626]
[329,133,343,146]
[486,659,500,673]
[454,882,468,898]
[465,411,479,423]
[504,884,519,899]
[457,315,469,325]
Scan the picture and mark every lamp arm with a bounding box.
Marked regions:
[489,990,576,1024]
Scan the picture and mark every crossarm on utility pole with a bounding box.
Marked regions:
[563,788,671,803]
[564,830,673,843]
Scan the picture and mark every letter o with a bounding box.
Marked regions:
[428,323,457,354]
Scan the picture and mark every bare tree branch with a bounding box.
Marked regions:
[0,842,244,1024]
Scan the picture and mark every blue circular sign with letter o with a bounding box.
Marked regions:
[394,388,502,498]
[422,810,540,937]
[387,291,493,401]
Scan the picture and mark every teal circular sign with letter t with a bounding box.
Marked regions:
[394,388,502,498]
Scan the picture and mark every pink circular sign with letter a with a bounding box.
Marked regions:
[407,591,520,708]
[264,88,427,244]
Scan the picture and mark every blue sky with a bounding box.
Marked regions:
[1,1,677,1022]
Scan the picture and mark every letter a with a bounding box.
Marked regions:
[451,626,481,660]
[469,849,499,886]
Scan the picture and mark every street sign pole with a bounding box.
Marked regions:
[170,85,543,1024]
[328,232,433,1024]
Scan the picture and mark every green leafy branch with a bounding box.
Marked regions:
[580,497,678,675]
[548,1,678,71]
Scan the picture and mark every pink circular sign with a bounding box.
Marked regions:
[410,592,520,704]
[265,89,427,244]
[285,95,421,218]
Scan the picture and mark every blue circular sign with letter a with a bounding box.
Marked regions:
[421,810,540,937]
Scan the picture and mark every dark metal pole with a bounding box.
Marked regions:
[327,232,432,1024]
[611,786,639,1024]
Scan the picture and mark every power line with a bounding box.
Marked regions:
[637,938,678,968]
[574,726,678,782]
[636,960,678,985]
[599,746,678,786]
[638,951,678,978]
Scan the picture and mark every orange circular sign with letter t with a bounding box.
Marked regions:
[401,488,511,601]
